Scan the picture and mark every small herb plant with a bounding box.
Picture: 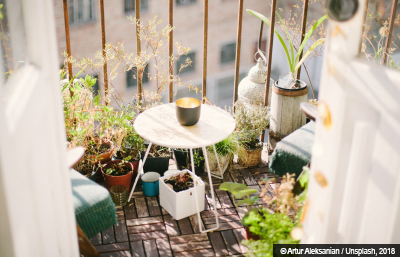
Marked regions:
[219,182,259,212]
[231,102,269,148]
[104,159,132,176]
[207,134,237,157]
[164,172,194,192]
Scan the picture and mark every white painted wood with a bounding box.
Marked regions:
[269,91,307,149]
[0,0,79,256]
[303,0,400,244]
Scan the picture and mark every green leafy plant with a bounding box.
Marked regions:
[164,172,194,192]
[242,209,299,257]
[104,159,131,176]
[219,182,259,212]
[247,9,327,79]
[231,102,269,148]
[207,134,237,157]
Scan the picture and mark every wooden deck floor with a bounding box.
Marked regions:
[90,151,280,257]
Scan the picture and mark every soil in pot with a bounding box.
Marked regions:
[74,159,98,181]
[115,148,141,178]
[173,148,205,175]
[142,144,170,176]
[101,160,134,192]
[85,137,114,164]
[244,226,260,241]
[164,172,194,192]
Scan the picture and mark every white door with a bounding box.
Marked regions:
[0,0,79,256]
[303,0,400,244]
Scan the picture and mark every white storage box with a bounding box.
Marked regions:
[159,169,205,220]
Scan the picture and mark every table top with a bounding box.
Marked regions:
[134,103,236,149]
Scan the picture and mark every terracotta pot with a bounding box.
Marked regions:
[115,149,141,176]
[245,226,260,241]
[101,160,135,192]
[86,138,114,164]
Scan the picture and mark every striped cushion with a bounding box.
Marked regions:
[70,169,117,238]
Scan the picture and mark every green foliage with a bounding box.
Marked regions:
[247,9,327,76]
[193,149,204,167]
[230,102,269,147]
[219,182,259,212]
[207,134,237,157]
[242,209,299,257]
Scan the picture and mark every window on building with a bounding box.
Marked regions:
[126,65,149,88]
[124,0,148,13]
[68,0,96,25]
[176,0,196,6]
[220,42,236,64]
[216,72,246,107]
[176,52,195,74]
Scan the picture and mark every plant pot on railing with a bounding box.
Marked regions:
[173,148,205,175]
[141,144,170,176]
[101,160,135,192]
[159,169,205,220]
[237,139,263,167]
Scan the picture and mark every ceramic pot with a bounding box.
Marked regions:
[245,226,260,241]
[101,160,135,192]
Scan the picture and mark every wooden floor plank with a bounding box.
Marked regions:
[130,241,145,257]
[102,226,116,244]
[100,250,132,257]
[233,228,248,254]
[215,189,234,208]
[208,231,229,256]
[201,208,237,218]
[249,167,271,175]
[124,201,137,220]
[206,220,243,231]
[221,230,241,255]
[116,206,125,221]
[127,223,165,234]
[189,214,204,234]
[205,189,222,210]
[173,248,215,257]
[203,214,241,225]
[95,242,130,253]
[156,238,173,257]
[134,198,149,218]
[223,170,234,182]
[126,216,163,227]
[169,233,208,245]
[143,240,159,257]
[230,169,245,184]
[163,214,181,236]
[240,168,258,186]
[171,240,212,253]
[129,230,168,241]
[146,197,162,216]
[90,233,102,246]
[177,217,193,235]
[114,220,129,243]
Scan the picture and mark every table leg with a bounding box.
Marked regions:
[210,144,224,180]
[128,142,152,202]
[191,147,219,233]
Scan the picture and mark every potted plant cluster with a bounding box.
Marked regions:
[173,148,204,175]
[206,134,237,176]
[159,170,205,220]
[232,102,269,167]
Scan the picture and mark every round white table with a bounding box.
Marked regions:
[128,103,235,233]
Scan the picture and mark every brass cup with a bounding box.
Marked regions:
[176,97,201,126]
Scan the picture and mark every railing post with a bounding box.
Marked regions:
[233,0,244,105]
[202,0,208,102]
[62,0,73,96]
[99,0,109,105]
[382,0,398,65]
[169,0,173,103]
[136,0,142,102]
[296,0,309,80]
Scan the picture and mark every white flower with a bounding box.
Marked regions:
[379,26,389,37]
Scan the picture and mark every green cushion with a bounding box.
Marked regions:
[269,121,315,178]
[70,169,117,238]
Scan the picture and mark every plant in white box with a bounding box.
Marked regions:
[159,170,205,220]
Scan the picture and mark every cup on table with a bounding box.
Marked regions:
[176,97,201,126]
[110,185,128,207]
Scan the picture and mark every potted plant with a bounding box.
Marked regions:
[159,169,205,220]
[114,124,144,173]
[173,148,204,175]
[85,136,114,164]
[206,134,237,176]
[232,102,269,167]
[101,159,135,192]
[73,158,98,181]
[219,182,260,240]
[142,144,171,176]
